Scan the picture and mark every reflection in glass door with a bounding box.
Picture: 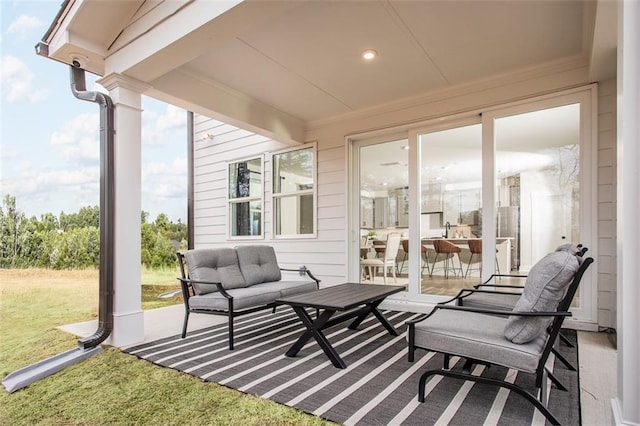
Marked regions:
[418,123,482,295]
[494,103,582,307]
[495,104,580,272]
[358,138,408,288]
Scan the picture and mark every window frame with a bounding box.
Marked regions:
[226,155,264,240]
[271,142,317,239]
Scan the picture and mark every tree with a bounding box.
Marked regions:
[0,195,26,267]
[1,195,184,270]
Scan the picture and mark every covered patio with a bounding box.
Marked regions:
[38,1,639,424]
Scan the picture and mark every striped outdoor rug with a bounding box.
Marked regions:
[123,308,580,425]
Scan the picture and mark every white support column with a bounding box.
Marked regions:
[97,73,149,347]
[613,1,640,425]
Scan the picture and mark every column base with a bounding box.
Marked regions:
[106,310,144,347]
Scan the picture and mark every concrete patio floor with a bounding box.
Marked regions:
[60,304,617,425]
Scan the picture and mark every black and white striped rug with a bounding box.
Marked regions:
[123,308,580,425]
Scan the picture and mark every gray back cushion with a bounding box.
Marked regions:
[504,250,579,344]
[184,248,246,295]
[555,243,580,256]
[235,245,281,286]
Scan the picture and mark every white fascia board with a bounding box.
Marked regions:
[149,68,305,144]
[105,0,242,79]
[46,0,108,75]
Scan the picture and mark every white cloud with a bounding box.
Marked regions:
[7,14,44,36]
[141,157,187,219]
[1,163,100,217]
[51,112,100,162]
[145,157,187,176]
[0,55,49,102]
[142,104,187,147]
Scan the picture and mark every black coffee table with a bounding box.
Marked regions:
[276,283,405,368]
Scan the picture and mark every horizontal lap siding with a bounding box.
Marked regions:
[596,79,617,329]
[193,116,347,285]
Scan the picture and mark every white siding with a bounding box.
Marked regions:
[597,78,617,329]
[192,116,347,281]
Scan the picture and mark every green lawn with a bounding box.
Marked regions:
[0,269,333,426]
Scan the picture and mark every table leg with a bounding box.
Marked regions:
[348,299,398,336]
[286,306,346,369]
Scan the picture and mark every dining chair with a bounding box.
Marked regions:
[360,232,401,284]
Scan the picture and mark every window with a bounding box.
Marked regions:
[272,144,316,238]
[228,157,263,238]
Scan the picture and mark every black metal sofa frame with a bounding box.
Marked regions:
[177,246,320,350]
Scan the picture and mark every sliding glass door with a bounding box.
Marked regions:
[417,121,482,295]
[349,87,596,322]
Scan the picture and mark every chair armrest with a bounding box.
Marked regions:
[437,288,522,305]
[280,265,321,286]
[474,273,527,289]
[474,284,525,290]
[433,303,572,317]
[177,277,232,299]
[407,303,571,326]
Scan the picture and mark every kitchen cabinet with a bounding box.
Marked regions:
[393,187,409,227]
[373,197,389,228]
[360,197,373,228]
[421,183,442,213]
[443,189,481,225]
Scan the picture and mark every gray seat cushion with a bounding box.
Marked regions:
[236,245,282,286]
[461,292,520,311]
[184,248,246,295]
[412,308,546,373]
[188,286,281,311]
[254,280,318,297]
[504,250,579,344]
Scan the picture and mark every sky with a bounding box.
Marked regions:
[1,0,188,223]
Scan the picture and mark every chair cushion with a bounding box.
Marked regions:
[236,245,282,286]
[188,286,281,311]
[184,248,246,295]
[555,243,581,256]
[504,250,579,344]
[254,280,318,297]
[412,309,546,373]
[461,291,520,311]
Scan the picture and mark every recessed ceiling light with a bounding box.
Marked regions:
[361,49,377,60]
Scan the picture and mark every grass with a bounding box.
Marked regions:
[0,268,334,426]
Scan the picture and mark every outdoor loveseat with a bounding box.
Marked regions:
[177,245,320,349]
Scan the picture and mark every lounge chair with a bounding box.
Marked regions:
[407,248,594,425]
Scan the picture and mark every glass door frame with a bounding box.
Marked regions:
[347,85,597,322]
[481,87,598,322]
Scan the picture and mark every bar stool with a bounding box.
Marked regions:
[430,239,463,278]
[464,239,501,278]
[398,239,430,276]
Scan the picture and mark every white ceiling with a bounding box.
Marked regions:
[45,0,616,129]
[181,0,591,123]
